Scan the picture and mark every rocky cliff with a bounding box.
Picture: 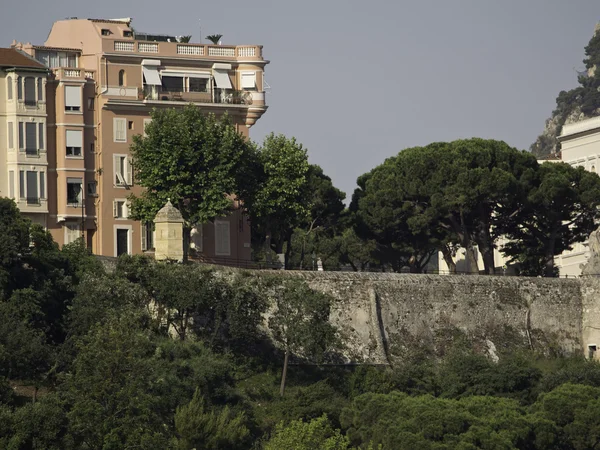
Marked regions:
[531,23,600,158]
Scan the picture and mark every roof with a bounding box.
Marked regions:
[0,48,47,70]
[154,200,184,223]
[32,45,81,53]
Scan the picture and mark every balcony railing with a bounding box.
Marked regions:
[103,39,263,60]
[142,86,252,105]
[24,148,39,156]
[26,197,40,205]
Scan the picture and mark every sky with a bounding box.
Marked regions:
[2,0,599,200]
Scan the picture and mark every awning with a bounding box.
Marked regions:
[213,70,232,89]
[161,70,210,78]
[142,66,161,86]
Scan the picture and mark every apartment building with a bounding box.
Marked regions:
[0,48,49,227]
[13,17,268,260]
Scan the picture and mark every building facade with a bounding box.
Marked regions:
[0,48,49,227]
[12,17,268,261]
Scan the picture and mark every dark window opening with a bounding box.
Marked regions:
[161,76,183,92]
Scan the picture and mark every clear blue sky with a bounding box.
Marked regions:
[2,0,599,200]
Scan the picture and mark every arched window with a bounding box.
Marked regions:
[17,76,22,100]
[7,76,12,100]
[592,166,596,173]
[118,69,126,87]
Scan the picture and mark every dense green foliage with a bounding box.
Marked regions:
[352,139,600,276]
[5,197,600,448]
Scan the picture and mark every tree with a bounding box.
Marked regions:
[247,134,311,269]
[354,139,538,274]
[264,415,351,450]
[173,389,250,450]
[205,34,223,45]
[267,278,337,396]
[129,107,256,260]
[501,162,600,277]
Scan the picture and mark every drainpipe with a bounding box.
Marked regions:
[100,57,108,94]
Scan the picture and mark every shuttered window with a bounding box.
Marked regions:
[214,220,230,256]
[113,118,127,142]
[65,86,81,111]
[66,130,83,157]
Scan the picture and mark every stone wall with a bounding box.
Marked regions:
[277,272,585,364]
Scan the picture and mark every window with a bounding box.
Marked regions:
[17,76,22,100]
[66,130,83,157]
[7,122,13,149]
[64,85,81,111]
[24,77,36,105]
[240,72,256,90]
[90,143,95,153]
[18,170,40,204]
[67,178,83,205]
[128,120,134,130]
[38,123,44,150]
[590,345,597,360]
[113,155,132,186]
[88,97,95,110]
[9,171,14,199]
[64,223,81,244]
[123,30,133,38]
[113,200,128,218]
[118,69,126,87]
[18,122,23,150]
[214,220,231,256]
[19,171,24,199]
[36,51,76,69]
[113,118,127,142]
[37,78,43,101]
[7,76,12,100]
[26,171,39,204]
[25,122,37,156]
[141,222,155,251]
[40,172,45,199]
[189,77,208,92]
[162,76,184,92]
[87,181,97,196]
[101,29,111,36]
[143,118,152,137]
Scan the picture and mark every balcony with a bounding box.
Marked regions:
[53,67,96,81]
[103,39,264,62]
[141,86,253,105]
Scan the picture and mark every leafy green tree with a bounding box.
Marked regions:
[268,278,337,396]
[63,313,169,449]
[173,389,250,450]
[354,139,538,274]
[247,133,311,269]
[294,165,346,269]
[129,107,256,259]
[501,162,600,277]
[264,414,351,450]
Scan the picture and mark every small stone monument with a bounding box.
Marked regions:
[581,227,600,276]
[154,199,184,262]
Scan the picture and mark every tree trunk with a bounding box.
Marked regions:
[299,234,306,270]
[465,242,479,274]
[544,234,557,277]
[279,348,290,396]
[182,226,191,262]
[441,245,457,274]
[265,231,273,268]
[284,233,293,270]
[478,241,496,275]
[459,211,479,274]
